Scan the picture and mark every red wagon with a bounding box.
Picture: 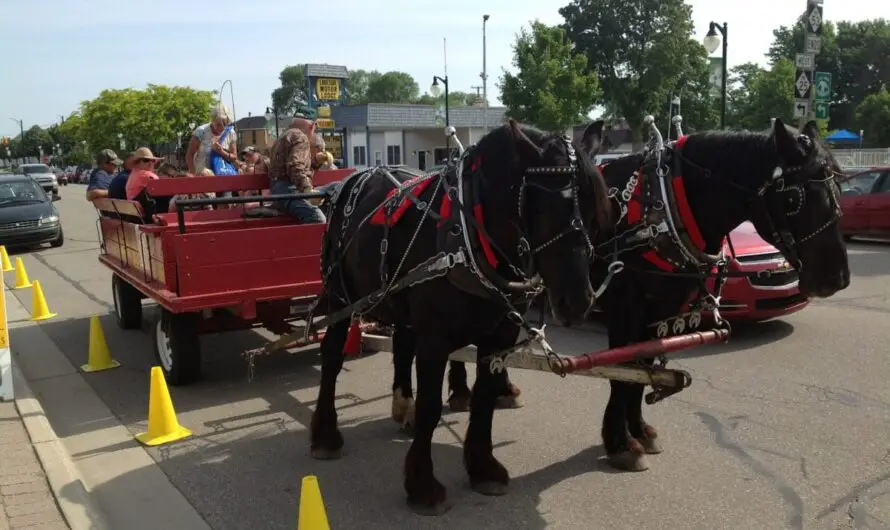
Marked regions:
[93,169,354,385]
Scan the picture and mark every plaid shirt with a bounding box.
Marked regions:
[269,128,313,192]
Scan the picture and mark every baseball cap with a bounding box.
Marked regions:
[96,149,123,166]
[240,146,258,156]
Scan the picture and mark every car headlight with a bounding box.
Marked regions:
[38,215,59,226]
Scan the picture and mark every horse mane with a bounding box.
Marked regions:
[680,130,778,189]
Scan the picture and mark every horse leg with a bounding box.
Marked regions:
[602,380,648,471]
[391,325,417,435]
[464,323,516,496]
[448,362,522,411]
[310,319,349,460]
[625,357,663,455]
[447,361,473,412]
[404,344,451,515]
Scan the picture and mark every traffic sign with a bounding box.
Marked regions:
[807,4,823,34]
[793,99,810,119]
[794,69,812,99]
[814,71,832,101]
[795,53,816,70]
[814,101,829,120]
[805,34,823,54]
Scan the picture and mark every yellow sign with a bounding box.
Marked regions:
[316,119,336,129]
[315,78,341,101]
[322,133,342,160]
[0,285,7,350]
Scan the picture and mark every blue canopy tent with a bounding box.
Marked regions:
[825,129,861,143]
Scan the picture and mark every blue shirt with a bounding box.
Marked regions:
[87,168,114,191]
[107,170,130,199]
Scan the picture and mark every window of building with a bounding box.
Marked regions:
[386,145,401,165]
[251,130,257,145]
[352,145,367,165]
[374,151,383,166]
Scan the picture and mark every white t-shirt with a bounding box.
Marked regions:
[192,123,237,174]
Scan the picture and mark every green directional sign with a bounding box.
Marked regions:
[814,72,832,102]
[814,101,829,120]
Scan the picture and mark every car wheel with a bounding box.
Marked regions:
[112,274,142,329]
[153,309,202,386]
[50,228,64,248]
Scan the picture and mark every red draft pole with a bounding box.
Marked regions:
[558,329,729,374]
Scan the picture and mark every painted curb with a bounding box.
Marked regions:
[13,364,111,530]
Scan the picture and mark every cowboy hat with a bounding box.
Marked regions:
[132,147,163,161]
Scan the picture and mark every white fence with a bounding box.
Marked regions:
[831,148,890,169]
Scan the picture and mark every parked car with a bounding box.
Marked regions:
[838,166,890,240]
[18,163,60,199]
[53,168,68,186]
[0,174,63,248]
[704,222,809,322]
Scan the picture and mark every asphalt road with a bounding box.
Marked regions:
[12,184,890,530]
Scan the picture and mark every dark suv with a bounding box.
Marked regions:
[0,174,63,248]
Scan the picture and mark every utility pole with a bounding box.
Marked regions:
[794,0,826,127]
[482,14,490,131]
[470,85,484,105]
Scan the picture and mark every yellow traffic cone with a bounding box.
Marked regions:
[298,476,330,530]
[135,367,192,446]
[30,280,56,321]
[0,246,13,272]
[13,258,31,289]
[81,316,120,372]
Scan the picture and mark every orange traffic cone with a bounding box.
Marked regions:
[13,258,31,289]
[81,316,120,372]
[30,280,56,321]
[135,367,192,446]
[298,475,330,530]
[0,246,13,272]
[342,319,362,356]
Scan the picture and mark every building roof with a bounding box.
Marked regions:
[234,115,295,131]
[305,64,349,79]
[332,103,508,129]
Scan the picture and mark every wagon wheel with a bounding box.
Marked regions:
[112,274,142,329]
[153,309,201,386]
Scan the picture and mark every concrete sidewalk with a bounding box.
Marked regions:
[4,281,209,530]
[0,398,69,529]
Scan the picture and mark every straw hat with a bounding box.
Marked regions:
[132,147,163,161]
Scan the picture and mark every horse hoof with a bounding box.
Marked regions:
[472,481,509,496]
[391,389,415,423]
[495,395,524,409]
[400,421,415,437]
[407,499,452,516]
[606,451,649,472]
[310,447,342,460]
[638,437,663,454]
[448,393,472,413]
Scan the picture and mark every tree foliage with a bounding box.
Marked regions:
[855,89,890,146]
[766,18,890,134]
[365,71,420,104]
[499,21,601,132]
[271,65,310,115]
[561,0,718,142]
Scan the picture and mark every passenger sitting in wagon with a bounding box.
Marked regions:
[125,147,172,217]
[267,118,325,224]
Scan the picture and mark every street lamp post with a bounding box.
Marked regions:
[703,22,728,129]
[482,14,490,132]
[9,118,24,158]
[430,76,450,154]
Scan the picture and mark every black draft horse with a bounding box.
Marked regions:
[310,120,612,514]
[421,118,851,472]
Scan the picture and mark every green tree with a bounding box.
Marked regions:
[561,0,717,144]
[346,69,380,104]
[855,89,890,147]
[79,85,215,153]
[271,64,309,114]
[499,21,600,132]
[20,126,53,160]
[414,90,478,107]
[364,71,420,103]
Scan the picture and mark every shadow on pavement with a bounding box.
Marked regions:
[88,414,613,530]
[670,319,796,359]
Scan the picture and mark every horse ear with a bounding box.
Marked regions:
[801,120,820,140]
[772,118,800,160]
[578,120,604,157]
[507,119,544,161]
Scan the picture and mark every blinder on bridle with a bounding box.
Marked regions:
[514,135,596,275]
[753,133,842,269]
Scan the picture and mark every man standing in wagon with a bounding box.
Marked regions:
[268,117,326,224]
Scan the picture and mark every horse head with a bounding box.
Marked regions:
[752,119,849,297]
[470,119,611,326]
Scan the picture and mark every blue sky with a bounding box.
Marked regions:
[0,0,876,137]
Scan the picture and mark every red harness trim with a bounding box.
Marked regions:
[370,176,436,226]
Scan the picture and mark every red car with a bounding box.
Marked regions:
[707,222,810,321]
[838,166,890,240]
